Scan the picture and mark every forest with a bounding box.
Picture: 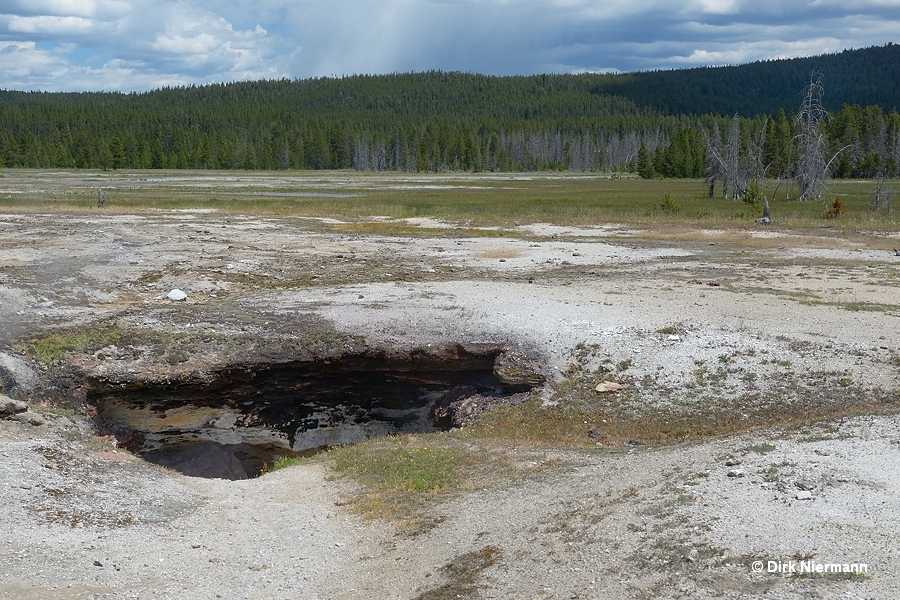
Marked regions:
[0,44,898,179]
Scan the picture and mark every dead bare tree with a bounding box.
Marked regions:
[793,72,851,202]
[703,124,723,197]
[869,174,895,214]
[705,115,767,201]
[705,117,742,199]
[724,116,741,198]
[743,120,768,197]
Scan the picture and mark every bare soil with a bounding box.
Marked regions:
[1,192,900,599]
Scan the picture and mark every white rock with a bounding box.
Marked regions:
[794,490,813,501]
[595,381,624,393]
[726,468,745,478]
[167,289,188,301]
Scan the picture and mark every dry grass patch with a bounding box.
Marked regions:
[463,365,900,450]
[413,545,502,600]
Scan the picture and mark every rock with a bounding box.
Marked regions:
[724,459,741,467]
[667,334,681,341]
[0,351,39,397]
[587,427,600,439]
[599,362,616,373]
[794,490,813,501]
[16,412,45,426]
[167,289,188,301]
[166,349,190,365]
[727,468,745,478]
[493,350,544,388]
[0,394,28,415]
[433,390,529,429]
[595,381,624,393]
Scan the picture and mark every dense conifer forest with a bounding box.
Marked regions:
[1,44,898,177]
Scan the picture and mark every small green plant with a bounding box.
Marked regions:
[653,192,681,215]
[743,179,762,206]
[742,442,777,454]
[19,328,123,364]
[656,323,685,335]
[264,455,305,474]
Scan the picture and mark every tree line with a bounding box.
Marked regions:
[638,102,900,182]
[0,46,898,178]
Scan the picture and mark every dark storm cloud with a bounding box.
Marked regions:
[0,0,897,91]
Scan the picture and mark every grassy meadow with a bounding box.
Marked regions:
[0,169,897,232]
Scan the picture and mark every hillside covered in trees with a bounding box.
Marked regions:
[1,44,898,178]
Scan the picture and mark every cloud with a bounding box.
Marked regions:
[0,1,284,89]
[7,15,94,35]
[0,40,66,77]
[0,0,898,91]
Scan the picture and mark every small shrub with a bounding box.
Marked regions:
[824,197,847,219]
[742,442,777,454]
[743,180,762,206]
[653,192,681,215]
[656,323,685,335]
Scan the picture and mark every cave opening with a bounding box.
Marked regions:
[86,346,538,480]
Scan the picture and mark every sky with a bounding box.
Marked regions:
[1,0,899,92]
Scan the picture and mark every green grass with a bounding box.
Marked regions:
[317,433,555,526]
[327,436,475,494]
[1,170,898,231]
[320,434,481,522]
[17,327,125,364]
[265,455,305,473]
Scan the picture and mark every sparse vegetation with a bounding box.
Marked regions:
[656,323,686,335]
[824,197,847,219]
[322,435,478,521]
[18,327,126,365]
[741,442,777,454]
[413,546,501,600]
[261,455,306,474]
[653,192,681,216]
[1,170,897,228]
